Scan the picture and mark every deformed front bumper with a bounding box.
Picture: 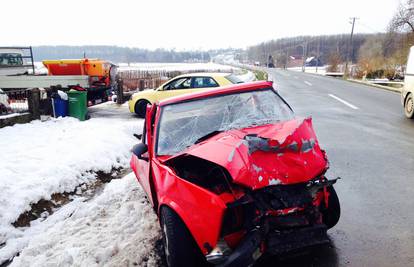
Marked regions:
[266,224,329,255]
[210,224,329,267]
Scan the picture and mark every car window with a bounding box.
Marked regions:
[156,89,294,155]
[164,77,192,90]
[0,53,23,66]
[192,77,219,88]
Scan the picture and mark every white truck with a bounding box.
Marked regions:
[0,47,89,89]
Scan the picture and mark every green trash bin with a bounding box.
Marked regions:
[67,90,87,121]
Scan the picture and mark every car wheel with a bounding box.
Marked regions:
[404,94,414,119]
[134,100,150,118]
[321,186,340,229]
[160,206,207,267]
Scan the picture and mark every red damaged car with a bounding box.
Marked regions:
[130,81,340,267]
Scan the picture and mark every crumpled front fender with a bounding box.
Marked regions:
[152,161,229,254]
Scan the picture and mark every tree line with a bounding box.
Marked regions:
[32,46,211,63]
[247,0,414,79]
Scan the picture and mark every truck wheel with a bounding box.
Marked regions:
[160,206,207,267]
[321,186,340,229]
[404,94,414,119]
[134,100,149,118]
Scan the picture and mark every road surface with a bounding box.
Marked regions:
[257,69,414,266]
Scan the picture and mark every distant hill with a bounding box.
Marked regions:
[32,46,211,63]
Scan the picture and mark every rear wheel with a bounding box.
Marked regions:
[321,186,340,229]
[404,94,414,119]
[160,206,207,267]
[134,99,150,118]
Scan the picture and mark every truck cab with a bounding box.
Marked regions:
[0,48,28,76]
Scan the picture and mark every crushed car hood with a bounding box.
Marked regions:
[166,117,328,190]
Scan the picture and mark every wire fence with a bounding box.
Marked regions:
[118,68,236,91]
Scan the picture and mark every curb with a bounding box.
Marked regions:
[346,79,402,94]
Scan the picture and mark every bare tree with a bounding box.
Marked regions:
[389,0,414,33]
[326,52,342,72]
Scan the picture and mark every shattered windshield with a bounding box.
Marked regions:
[156,89,294,155]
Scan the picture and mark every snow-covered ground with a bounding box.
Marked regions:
[237,71,256,82]
[118,62,237,73]
[0,102,144,263]
[287,66,327,75]
[8,173,161,267]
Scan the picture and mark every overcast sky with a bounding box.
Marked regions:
[1,0,401,50]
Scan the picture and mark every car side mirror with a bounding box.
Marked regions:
[132,143,148,160]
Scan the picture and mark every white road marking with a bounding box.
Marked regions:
[328,94,359,110]
[304,81,312,86]
[294,76,299,79]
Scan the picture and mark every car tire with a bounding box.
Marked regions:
[404,94,414,119]
[134,100,150,118]
[160,206,207,267]
[321,186,340,229]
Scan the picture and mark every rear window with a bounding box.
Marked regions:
[225,74,243,84]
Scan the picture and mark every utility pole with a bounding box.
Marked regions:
[344,17,358,77]
[286,49,289,69]
[302,41,308,72]
[316,38,320,73]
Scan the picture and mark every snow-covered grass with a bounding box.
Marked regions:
[287,66,327,75]
[118,62,236,73]
[0,106,142,255]
[7,173,161,267]
[237,71,256,82]
[0,112,29,119]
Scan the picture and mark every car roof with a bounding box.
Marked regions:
[174,72,231,78]
[158,81,274,106]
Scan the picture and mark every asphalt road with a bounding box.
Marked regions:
[256,69,414,267]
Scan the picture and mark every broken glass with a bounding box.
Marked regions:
[157,89,294,155]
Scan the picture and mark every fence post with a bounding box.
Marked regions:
[116,78,124,104]
[139,79,144,91]
[27,88,40,120]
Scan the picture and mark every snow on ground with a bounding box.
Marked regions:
[8,173,161,267]
[0,102,143,260]
[0,113,29,120]
[237,71,256,82]
[287,66,327,75]
[118,62,237,73]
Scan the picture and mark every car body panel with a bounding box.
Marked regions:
[166,117,327,190]
[151,158,228,253]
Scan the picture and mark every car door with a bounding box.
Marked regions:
[132,105,156,205]
[156,76,218,101]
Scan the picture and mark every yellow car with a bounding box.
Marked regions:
[128,72,243,117]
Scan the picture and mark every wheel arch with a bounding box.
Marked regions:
[157,201,208,254]
[404,91,412,107]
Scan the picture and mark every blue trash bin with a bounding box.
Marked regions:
[52,97,68,117]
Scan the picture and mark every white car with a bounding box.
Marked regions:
[0,88,11,114]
